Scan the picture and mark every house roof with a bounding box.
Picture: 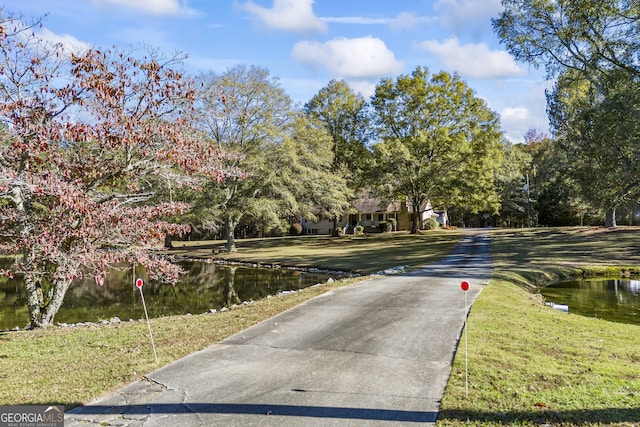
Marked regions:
[351,195,432,214]
[352,195,399,213]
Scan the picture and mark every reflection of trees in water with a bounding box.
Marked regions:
[65,266,135,306]
[0,261,333,329]
[541,278,640,324]
[0,275,29,327]
[224,266,241,307]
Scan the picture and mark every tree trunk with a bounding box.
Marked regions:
[411,205,419,234]
[225,219,237,252]
[331,216,338,237]
[24,274,44,328]
[164,234,174,249]
[605,208,617,228]
[25,274,72,329]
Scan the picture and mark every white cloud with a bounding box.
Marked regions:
[98,0,194,15]
[321,17,391,25]
[417,37,525,79]
[500,106,533,143]
[38,29,92,55]
[14,20,91,56]
[238,0,327,35]
[435,0,502,35]
[292,36,403,79]
[389,12,435,31]
[346,80,377,99]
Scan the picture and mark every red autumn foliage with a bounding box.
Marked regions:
[0,13,228,328]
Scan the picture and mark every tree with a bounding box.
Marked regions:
[192,67,352,246]
[304,80,373,189]
[494,141,531,227]
[493,0,640,227]
[493,0,640,82]
[304,80,371,235]
[370,67,504,234]
[0,13,226,328]
[547,70,640,227]
[275,114,353,229]
[192,65,300,250]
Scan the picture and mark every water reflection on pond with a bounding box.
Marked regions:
[0,261,338,330]
[540,277,640,325]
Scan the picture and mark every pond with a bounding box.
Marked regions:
[540,277,640,326]
[0,260,338,330]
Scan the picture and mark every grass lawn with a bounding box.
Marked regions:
[168,230,462,275]
[439,227,640,426]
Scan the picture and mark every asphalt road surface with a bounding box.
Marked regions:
[67,232,493,426]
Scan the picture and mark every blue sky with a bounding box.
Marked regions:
[9,0,551,142]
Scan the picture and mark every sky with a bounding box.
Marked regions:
[7,0,552,143]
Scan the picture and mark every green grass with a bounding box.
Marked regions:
[169,230,462,275]
[488,227,640,290]
[439,227,640,426]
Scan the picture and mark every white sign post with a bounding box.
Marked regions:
[136,278,158,364]
[461,281,470,397]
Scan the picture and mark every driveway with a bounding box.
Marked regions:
[67,232,493,426]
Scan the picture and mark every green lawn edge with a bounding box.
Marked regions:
[439,227,640,427]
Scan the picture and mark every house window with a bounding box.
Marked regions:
[365,214,372,220]
[378,214,385,222]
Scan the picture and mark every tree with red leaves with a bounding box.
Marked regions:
[0,13,228,328]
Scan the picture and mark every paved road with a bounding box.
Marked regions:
[67,232,493,426]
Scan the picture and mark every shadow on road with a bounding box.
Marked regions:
[71,403,437,423]
[404,234,493,282]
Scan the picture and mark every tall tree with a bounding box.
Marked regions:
[493,0,640,226]
[493,0,640,81]
[275,114,353,228]
[304,80,373,189]
[371,67,504,234]
[304,80,370,235]
[192,65,293,251]
[0,13,226,328]
[495,141,531,227]
[548,70,640,226]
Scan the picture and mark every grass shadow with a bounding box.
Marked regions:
[438,407,640,425]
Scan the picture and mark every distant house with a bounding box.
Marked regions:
[300,194,444,235]
[433,210,449,227]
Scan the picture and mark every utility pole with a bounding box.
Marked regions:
[526,173,531,228]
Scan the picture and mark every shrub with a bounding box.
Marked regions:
[290,223,303,235]
[387,217,397,231]
[425,218,439,230]
[355,225,365,236]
